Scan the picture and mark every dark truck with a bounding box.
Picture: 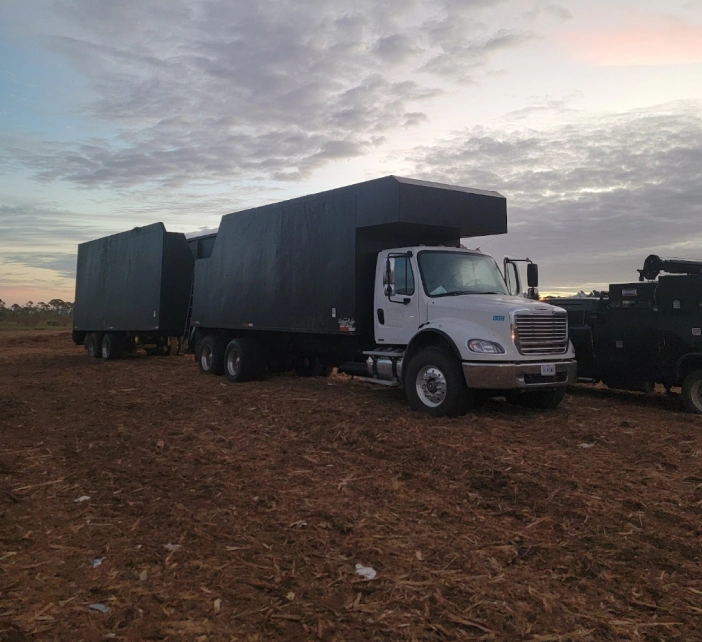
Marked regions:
[73,176,576,417]
[549,255,702,413]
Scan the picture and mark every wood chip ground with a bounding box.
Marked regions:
[0,331,701,641]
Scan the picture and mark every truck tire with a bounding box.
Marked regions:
[198,335,225,375]
[404,348,473,417]
[682,370,702,414]
[86,332,103,358]
[101,333,124,360]
[224,338,265,382]
[506,388,565,410]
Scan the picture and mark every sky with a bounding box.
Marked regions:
[1,0,701,305]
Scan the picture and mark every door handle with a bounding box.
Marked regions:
[377,308,385,325]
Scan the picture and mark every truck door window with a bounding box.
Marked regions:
[393,256,415,296]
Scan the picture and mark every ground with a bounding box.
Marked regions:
[1,330,701,642]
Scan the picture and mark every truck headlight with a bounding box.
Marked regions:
[467,339,505,354]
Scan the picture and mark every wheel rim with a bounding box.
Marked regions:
[416,365,448,408]
[691,379,702,411]
[227,348,241,378]
[200,345,213,371]
[101,339,109,359]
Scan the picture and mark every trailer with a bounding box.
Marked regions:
[72,223,194,359]
[549,254,702,413]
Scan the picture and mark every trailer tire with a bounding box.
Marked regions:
[224,338,265,382]
[153,337,171,357]
[86,332,103,358]
[198,335,225,375]
[101,333,124,360]
[682,370,702,414]
[404,348,472,417]
[506,388,565,410]
[294,356,324,377]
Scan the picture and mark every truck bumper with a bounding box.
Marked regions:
[462,359,577,390]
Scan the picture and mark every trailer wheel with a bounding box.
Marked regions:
[86,333,103,358]
[147,337,171,357]
[682,370,702,414]
[224,338,265,382]
[506,388,565,410]
[101,333,124,360]
[404,348,472,417]
[198,335,225,375]
[294,356,322,377]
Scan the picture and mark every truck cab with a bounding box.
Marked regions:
[365,246,577,416]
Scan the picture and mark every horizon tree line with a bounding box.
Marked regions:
[0,299,74,316]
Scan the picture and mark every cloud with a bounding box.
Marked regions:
[0,0,540,189]
[0,202,108,288]
[407,102,702,291]
[422,16,536,79]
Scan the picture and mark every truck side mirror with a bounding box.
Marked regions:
[527,263,538,288]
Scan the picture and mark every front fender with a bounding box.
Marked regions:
[406,326,462,360]
[416,318,515,361]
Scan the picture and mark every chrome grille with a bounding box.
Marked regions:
[514,312,568,355]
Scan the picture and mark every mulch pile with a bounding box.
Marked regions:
[1,330,701,641]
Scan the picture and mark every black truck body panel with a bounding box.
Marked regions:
[191,176,507,339]
[551,274,702,391]
[73,223,194,336]
[187,233,217,260]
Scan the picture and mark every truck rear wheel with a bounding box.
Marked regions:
[682,370,702,414]
[198,335,225,375]
[101,333,124,360]
[86,332,103,358]
[404,348,472,417]
[224,338,265,382]
[506,388,565,410]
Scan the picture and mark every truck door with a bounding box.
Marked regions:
[375,253,420,345]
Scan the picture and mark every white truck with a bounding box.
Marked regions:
[358,246,576,415]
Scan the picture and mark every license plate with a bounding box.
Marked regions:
[541,364,556,376]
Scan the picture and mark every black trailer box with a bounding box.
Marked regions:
[191,176,507,337]
[73,223,194,336]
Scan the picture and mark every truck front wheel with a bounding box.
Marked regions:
[404,348,472,417]
[506,388,565,410]
[198,335,225,375]
[682,370,702,414]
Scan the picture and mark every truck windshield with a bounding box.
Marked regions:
[418,251,509,297]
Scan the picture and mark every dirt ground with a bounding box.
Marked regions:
[1,330,701,642]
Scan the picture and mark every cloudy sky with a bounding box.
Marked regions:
[1,0,701,305]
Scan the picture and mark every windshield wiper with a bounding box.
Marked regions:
[446,290,505,296]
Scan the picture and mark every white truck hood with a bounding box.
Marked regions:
[427,294,563,318]
[426,294,568,361]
